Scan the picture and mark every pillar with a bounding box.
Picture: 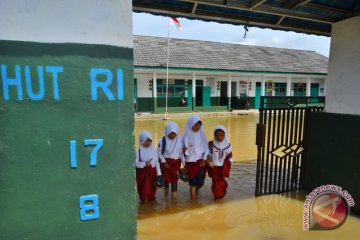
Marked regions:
[306,78,311,97]
[303,16,360,215]
[227,74,232,110]
[153,72,157,112]
[192,72,196,111]
[261,75,266,96]
[287,76,292,96]
[325,16,360,114]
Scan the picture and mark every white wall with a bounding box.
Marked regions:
[135,71,326,98]
[136,74,152,98]
[326,16,360,115]
[0,0,133,48]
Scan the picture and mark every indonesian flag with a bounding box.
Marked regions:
[169,17,183,31]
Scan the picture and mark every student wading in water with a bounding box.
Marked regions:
[182,115,211,199]
[207,125,233,199]
[158,122,185,199]
[135,131,161,203]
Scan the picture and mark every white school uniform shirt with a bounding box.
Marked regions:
[157,122,185,166]
[135,131,161,176]
[211,125,233,167]
[182,115,209,163]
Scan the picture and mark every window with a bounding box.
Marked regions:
[293,83,306,96]
[274,83,286,96]
[156,79,185,98]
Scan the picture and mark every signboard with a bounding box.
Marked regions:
[0,41,135,239]
[240,81,248,95]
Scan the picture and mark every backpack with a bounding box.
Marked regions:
[209,141,214,154]
[159,136,166,155]
[157,137,166,163]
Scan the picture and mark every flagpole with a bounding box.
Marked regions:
[164,18,170,120]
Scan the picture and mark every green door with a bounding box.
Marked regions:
[203,86,211,107]
[255,82,261,109]
[187,82,192,107]
[310,83,319,96]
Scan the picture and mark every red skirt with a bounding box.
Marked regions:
[136,166,157,203]
[161,158,181,184]
[185,160,207,182]
[208,164,230,199]
[223,159,232,177]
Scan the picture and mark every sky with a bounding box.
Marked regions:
[133,12,331,57]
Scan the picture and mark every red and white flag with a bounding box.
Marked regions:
[169,17,183,31]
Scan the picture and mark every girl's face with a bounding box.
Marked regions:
[167,132,177,140]
[191,121,202,132]
[214,129,225,142]
[143,138,152,148]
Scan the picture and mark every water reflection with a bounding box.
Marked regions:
[135,115,258,162]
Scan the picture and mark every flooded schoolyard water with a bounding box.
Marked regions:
[135,115,258,162]
[135,115,360,240]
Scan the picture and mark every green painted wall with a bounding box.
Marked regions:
[248,97,256,109]
[304,112,360,215]
[137,97,154,112]
[210,97,222,106]
[0,40,136,239]
[229,97,256,109]
[156,97,182,108]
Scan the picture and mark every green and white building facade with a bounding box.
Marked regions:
[134,35,328,112]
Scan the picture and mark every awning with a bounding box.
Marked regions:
[133,0,360,36]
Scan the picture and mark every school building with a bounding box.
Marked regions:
[134,35,328,113]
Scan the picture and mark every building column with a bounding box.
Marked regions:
[192,72,196,111]
[153,72,157,112]
[306,78,311,97]
[261,75,266,96]
[325,16,360,114]
[227,74,232,110]
[287,76,292,96]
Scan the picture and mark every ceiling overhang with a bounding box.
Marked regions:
[133,0,360,36]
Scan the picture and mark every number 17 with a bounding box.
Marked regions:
[70,139,103,168]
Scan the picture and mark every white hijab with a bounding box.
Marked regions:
[182,115,208,159]
[163,122,182,158]
[139,131,157,162]
[212,125,231,162]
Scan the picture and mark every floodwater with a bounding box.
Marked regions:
[135,115,258,162]
[135,116,360,240]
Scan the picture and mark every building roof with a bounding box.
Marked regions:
[133,0,360,37]
[134,35,328,75]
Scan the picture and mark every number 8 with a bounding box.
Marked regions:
[79,194,100,221]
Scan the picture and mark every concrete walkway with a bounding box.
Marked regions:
[135,109,259,119]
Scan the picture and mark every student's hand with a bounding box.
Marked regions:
[200,160,206,167]
[145,161,151,167]
[208,161,215,168]
[163,162,170,169]
[207,155,213,162]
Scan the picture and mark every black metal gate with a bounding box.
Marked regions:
[255,96,325,196]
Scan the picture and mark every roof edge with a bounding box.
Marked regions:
[134,66,327,76]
